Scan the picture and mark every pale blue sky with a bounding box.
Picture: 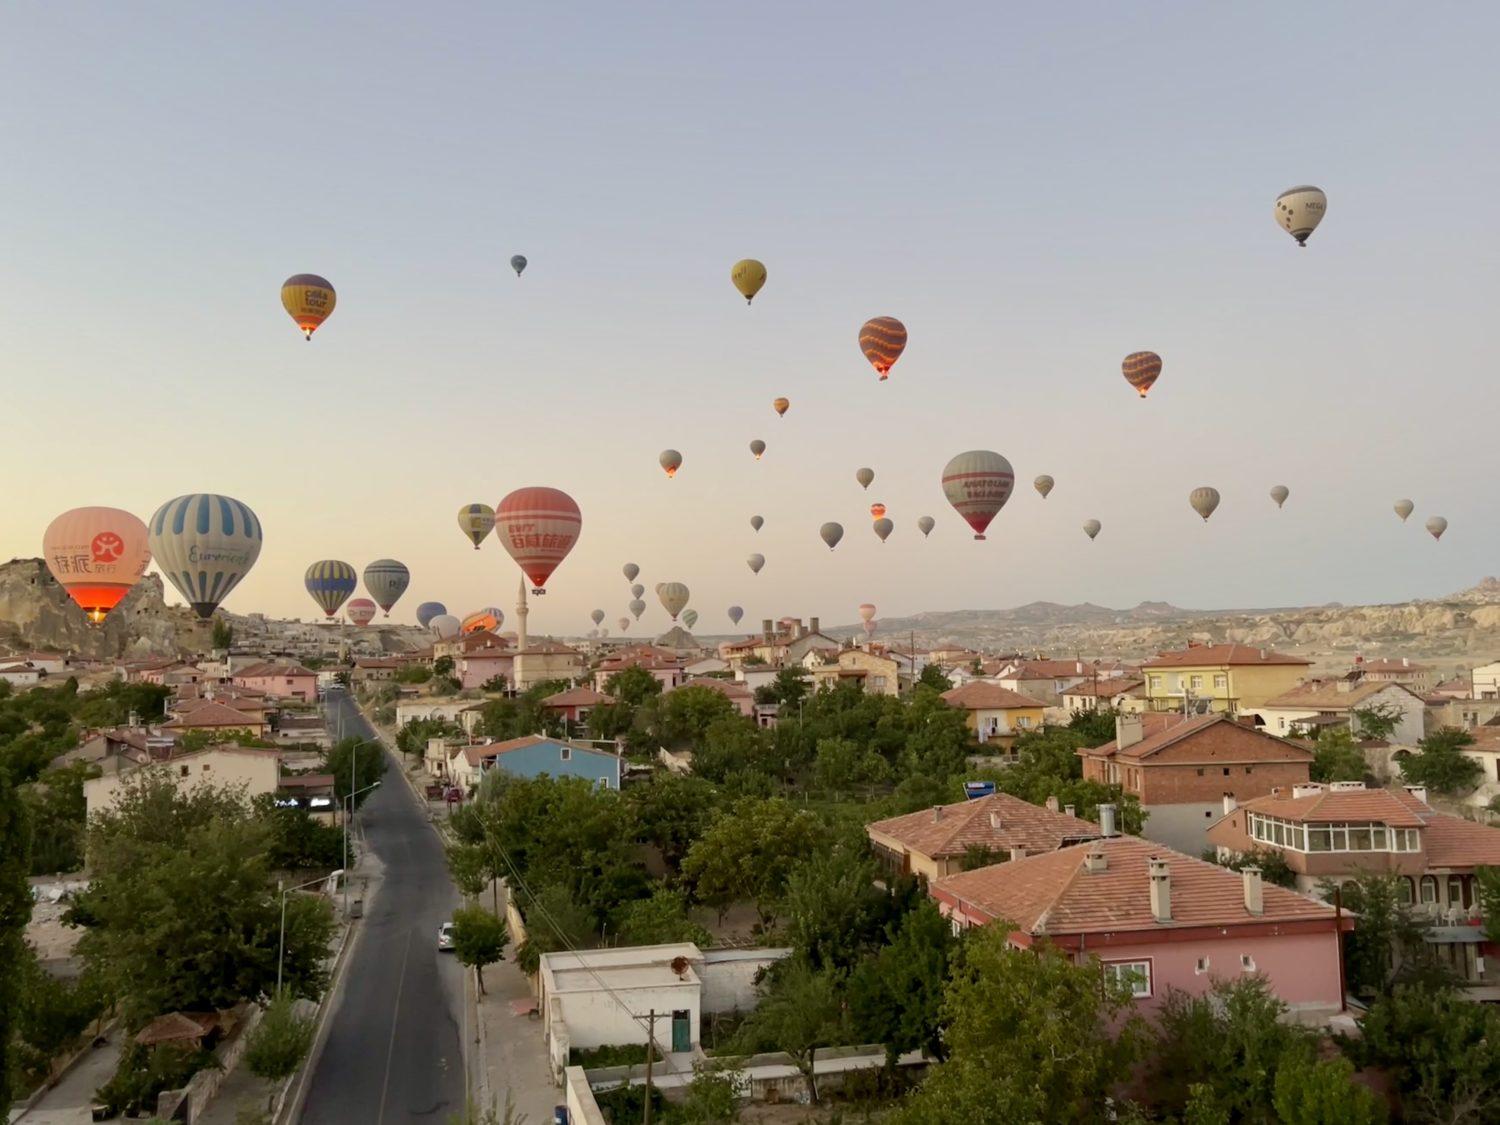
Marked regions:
[3,3,1497,632]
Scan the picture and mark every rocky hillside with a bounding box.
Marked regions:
[0,558,201,659]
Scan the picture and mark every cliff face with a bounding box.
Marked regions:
[0,558,195,659]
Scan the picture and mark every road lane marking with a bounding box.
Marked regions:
[376,926,414,1125]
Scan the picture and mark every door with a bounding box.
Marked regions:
[671,1010,691,1053]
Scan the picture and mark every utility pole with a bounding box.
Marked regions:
[642,1009,658,1125]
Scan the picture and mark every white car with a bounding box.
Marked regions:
[438,922,455,952]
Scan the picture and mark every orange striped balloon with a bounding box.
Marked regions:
[859,317,907,381]
[1122,351,1162,398]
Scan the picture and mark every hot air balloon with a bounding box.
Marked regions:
[727,606,744,626]
[1274,186,1327,246]
[1083,519,1102,540]
[1034,476,1055,499]
[623,562,640,582]
[629,599,646,620]
[1426,517,1448,541]
[591,609,606,627]
[305,560,357,619]
[858,317,908,380]
[731,259,767,304]
[773,397,789,417]
[873,518,894,543]
[941,450,1015,540]
[1270,485,1290,509]
[655,583,664,595]
[510,254,528,276]
[660,450,683,478]
[1189,487,1221,522]
[363,559,411,616]
[749,439,766,461]
[858,603,876,624]
[281,274,336,340]
[618,616,631,632]
[1394,499,1414,522]
[820,522,844,550]
[856,468,874,490]
[462,608,505,635]
[495,487,582,594]
[430,614,461,639]
[658,582,690,620]
[416,601,447,628]
[346,598,377,626]
[631,583,645,599]
[917,516,935,538]
[43,507,152,624]
[750,515,764,532]
[862,619,877,639]
[1122,352,1162,399]
[683,609,699,630]
[147,493,263,619]
[870,503,887,521]
[458,504,495,550]
[747,553,765,574]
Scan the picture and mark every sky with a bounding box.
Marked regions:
[3,3,1499,635]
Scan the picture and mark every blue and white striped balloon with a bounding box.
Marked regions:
[148,494,264,619]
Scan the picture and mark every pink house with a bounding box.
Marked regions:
[666,676,755,717]
[929,834,1350,1018]
[232,662,318,703]
[460,644,515,690]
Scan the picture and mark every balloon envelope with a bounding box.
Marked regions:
[858,316,908,380]
[747,553,765,574]
[1122,352,1162,398]
[727,606,744,626]
[872,517,894,542]
[750,515,764,532]
[591,609,606,626]
[870,503,887,520]
[659,449,682,477]
[305,560,357,618]
[495,487,582,593]
[683,610,698,629]
[941,450,1015,540]
[629,599,646,620]
[1270,485,1290,508]
[731,259,767,303]
[510,254,528,276]
[416,601,447,628]
[856,468,874,490]
[363,559,410,615]
[1190,487,1221,522]
[147,493,263,619]
[462,608,505,635]
[1274,185,1327,246]
[346,598,377,626]
[1426,516,1448,541]
[773,397,789,417]
[623,562,640,582]
[820,522,844,550]
[917,516,935,537]
[862,620,877,638]
[630,583,645,600]
[281,274,336,340]
[658,582,690,620]
[618,616,631,631]
[44,506,152,624]
[749,440,766,460]
[430,614,461,639]
[458,504,495,549]
[858,603,876,623]
[1394,499,1414,522]
[1083,519,1102,540]
[1034,475,1055,499]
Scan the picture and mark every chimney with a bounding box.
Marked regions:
[1222,792,1237,815]
[1292,782,1324,799]
[1009,846,1027,863]
[1098,803,1119,837]
[1335,679,1352,693]
[1402,657,1410,668]
[1115,713,1143,750]
[1259,649,1267,660]
[762,619,773,642]
[931,805,943,822]
[1242,866,1264,916]
[1084,848,1108,873]
[809,617,820,634]
[1404,784,1428,805]
[988,811,1002,829]
[1064,804,1076,818]
[1149,858,1172,922]
[1075,661,1083,674]
[1045,795,1060,813]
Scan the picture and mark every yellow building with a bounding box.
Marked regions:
[939,682,1047,749]
[807,647,904,697]
[1140,644,1311,716]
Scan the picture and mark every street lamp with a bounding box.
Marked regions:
[279,869,343,996]
[341,780,382,912]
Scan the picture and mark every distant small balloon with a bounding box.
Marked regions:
[281,274,336,340]
[856,468,874,490]
[346,598,377,627]
[862,619,877,639]
[429,614,461,639]
[1190,487,1221,522]
[773,397,790,417]
[858,603,876,623]
[727,605,744,626]
[1034,475,1055,499]
[1270,485,1290,509]
[510,254,528,276]
[416,601,447,628]
[1082,519,1102,540]
[747,553,765,574]
[1122,351,1162,399]
[659,449,683,478]
[1273,185,1327,246]
[623,562,640,582]
[591,609,605,626]
[820,522,844,550]
[917,516,935,538]
[458,504,495,550]
[870,503,886,520]
[872,517,893,543]
[731,259,767,304]
[657,582,690,620]
[750,515,764,532]
[683,609,698,630]
[631,583,645,599]
[749,439,766,461]
[1426,516,1448,541]
[858,316,908,380]
[1394,499,1414,522]
[629,599,646,620]
[618,616,631,632]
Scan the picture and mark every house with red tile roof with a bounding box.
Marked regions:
[1141,644,1312,716]
[541,686,614,726]
[1350,657,1434,692]
[161,701,268,739]
[939,682,1047,750]
[665,676,754,717]
[930,834,1350,1018]
[866,792,1101,882]
[1079,713,1314,856]
[459,642,514,690]
[593,652,687,693]
[1255,679,1426,745]
[1061,678,1146,714]
[232,662,318,703]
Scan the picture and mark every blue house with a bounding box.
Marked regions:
[468,734,622,790]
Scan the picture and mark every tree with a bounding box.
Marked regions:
[891,926,1142,1124]
[781,844,887,971]
[0,766,33,1110]
[1310,728,1368,783]
[1208,847,1298,888]
[11,948,107,1089]
[676,1064,742,1123]
[1336,873,1452,998]
[396,664,433,684]
[446,841,495,902]
[847,897,956,1065]
[211,618,234,650]
[323,737,388,808]
[22,761,95,875]
[480,674,507,693]
[244,992,315,1108]
[681,798,833,927]
[812,736,891,792]
[1272,1053,1386,1125]
[918,664,953,692]
[768,666,811,709]
[433,655,455,677]
[1352,702,1403,742]
[654,686,737,750]
[604,665,663,707]
[626,773,720,875]
[255,796,343,870]
[1477,866,1500,942]
[1067,706,1120,747]
[513,883,595,975]
[451,905,509,994]
[1401,727,1482,795]
[732,960,845,1104]
[612,886,710,947]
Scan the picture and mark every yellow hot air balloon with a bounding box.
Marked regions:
[773,397,790,417]
[731,259,767,304]
[281,274,336,340]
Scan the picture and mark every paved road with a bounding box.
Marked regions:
[300,688,467,1124]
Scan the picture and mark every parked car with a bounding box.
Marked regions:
[438,921,455,951]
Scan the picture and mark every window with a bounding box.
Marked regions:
[1223,767,1231,776]
[1196,768,1205,776]
[1190,675,1204,690]
[1420,875,1438,905]
[1398,877,1415,905]
[1214,674,1227,689]
[1150,676,1162,690]
[1278,718,1286,730]
[1103,960,1152,998]
[179,765,189,777]
[1245,766,1253,774]
[560,746,571,761]
[1349,826,1373,851]
[1241,955,1257,972]
[1195,957,1210,975]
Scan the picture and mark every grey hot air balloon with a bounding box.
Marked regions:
[590,609,605,626]
[147,493,264,619]
[660,449,683,478]
[1189,487,1221,522]
[917,515,935,537]
[363,559,411,616]
[1034,475,1055,499]
[747,553,765,574]
[429,613,461,639]
[1082,519,1102,540]
[1426,516,1448,541]
[657,582,690,620]
[856,467,874,490]
[749,439,766,461]
[727,605,744,626]
[820,522,844,550]
[618,616,631,632]
[1270,485,1290,509]
[872,518,893,543]
[631,583,645,599]
[683,609,698,630]
[655,582,664,594]
[750,515,764,532]
[629,599,646,620]
[510,254,527,276]
[1273,186,1327,246]
[623,562,640,582]
[1394,499,1414,522]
